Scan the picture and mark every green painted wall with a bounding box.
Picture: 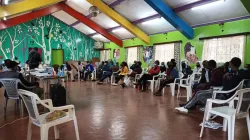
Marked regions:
[0,15,99,64]
[105,18,250,68]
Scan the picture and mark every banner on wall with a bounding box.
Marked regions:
[184,42,198,63]
[113,49,120,61]
[143,46,153,64]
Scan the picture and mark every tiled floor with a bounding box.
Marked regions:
[0,81,248,140]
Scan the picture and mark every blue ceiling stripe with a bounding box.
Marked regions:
[144,0,194,39]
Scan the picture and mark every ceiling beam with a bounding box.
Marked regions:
[0,0,63,19]
[61,3,123,47]
[241,0,250,13]
[0,2,123,47]
[0,2,64,30]
[87,0,150,44]
[69,0,126,26]
[144,0,194,39]
[88,0,215,37]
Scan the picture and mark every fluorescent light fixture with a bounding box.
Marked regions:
[3,17,7,21]
[141,17,163,25]
[112,28,126,33]
[4,0,8,5]
[92,34,102,38]
[191,0,225,10]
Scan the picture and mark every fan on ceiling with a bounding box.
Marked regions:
[88,6,100,18]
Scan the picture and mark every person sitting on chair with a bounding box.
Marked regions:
[130,60,137,71]
[135,60,161,92]
[83,61,94,81]
[112,62,129,86]
[175,57,243,113]
[97,61,114,84]
[181,61,193,78]
[65,62,75,82]
[160,62,167,73]
[0,59,37,98]
[153,61,179,96]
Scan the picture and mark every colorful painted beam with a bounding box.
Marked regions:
[0,2,64,30]
[0,0,62,19]
[61,3,122,47]
[241,0,250,13]
[0,2,123,47]
[144,0,194,39]
[87,0,150,44]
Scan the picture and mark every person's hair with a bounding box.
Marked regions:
[122,62,128,67]
[154,60,160,65]
[104,61,108,64]
[171,59,175,63]
[78,61,81,64]
[230,57,241,68]
[208,60,217,68]
[34,47,38,51]
[101,61,104,64]
[137,61,142,66]
[4,59,12,68]
[224,62,230,68]
[14,57,18,60]
[161,62,165,65]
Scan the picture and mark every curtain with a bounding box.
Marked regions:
[100,50,110,62]
[154,43,175,65]
[202,35,245,64]
[127,47,138,67]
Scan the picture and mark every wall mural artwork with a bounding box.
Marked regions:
[0,15,99,64]
[184,42,198,63]
[143,46,153,64]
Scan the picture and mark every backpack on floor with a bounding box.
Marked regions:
[50,84,66,107]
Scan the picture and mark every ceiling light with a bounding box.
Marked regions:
[191,0,225,10]
[92,34,102,38]
[141,17,163,25]
[4,0,8,5]
[112,28,126,33]
[3,17,7,21]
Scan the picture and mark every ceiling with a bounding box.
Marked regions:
[49,0,249,42]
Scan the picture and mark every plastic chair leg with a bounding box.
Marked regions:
[41,127,48,140]
[223,118,228,132]
[27,119,32,140]
[231,116,235,140]
[228,117,232,140]
[170,84,175,96]
[4,98,8,116]
[54,126,59,139]
[246,115,250,139]
[73,117,80,140]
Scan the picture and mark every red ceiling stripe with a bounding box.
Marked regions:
[0,2,123,47]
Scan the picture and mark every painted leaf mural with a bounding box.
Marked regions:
[0,15,100,64]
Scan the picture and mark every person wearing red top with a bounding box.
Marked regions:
[135,60,160,92]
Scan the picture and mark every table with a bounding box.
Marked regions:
[29,71,67,99]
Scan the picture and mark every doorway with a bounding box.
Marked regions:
[52,49,64,66]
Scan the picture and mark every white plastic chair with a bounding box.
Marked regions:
[147,75,160,92]
[177,73,200,101]
[162,72,184,96]
[0,78,35,116]
[200,82,248,140]
[111,71,119,84]
[18,89,80,140]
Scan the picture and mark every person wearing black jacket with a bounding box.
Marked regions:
[0,59,36,98]
[28,47,42,69]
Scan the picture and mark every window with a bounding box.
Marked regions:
[154,43,175,64]
[100,50,110,62]
[202,35,245,63]
[127,47,138,67]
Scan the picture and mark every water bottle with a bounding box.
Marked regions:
[61,68,65,77]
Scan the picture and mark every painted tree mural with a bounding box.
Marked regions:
[0,15,100,64]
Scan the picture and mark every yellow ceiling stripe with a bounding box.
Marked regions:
[0,0,62,18]
[87,0,150,44]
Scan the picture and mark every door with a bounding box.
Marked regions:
[52,49,64,66]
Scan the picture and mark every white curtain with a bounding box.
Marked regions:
[202,35,245,64]
[127,47,138,67]
[100,50,110,62]
[154,43,175,64]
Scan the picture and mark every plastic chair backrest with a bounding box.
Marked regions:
[17,89,42,123]
[0,78,20,99]
[235,88,250,118]
[179,72,184,79]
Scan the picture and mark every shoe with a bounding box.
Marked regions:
[153,91,160,95]
[140,89,146,92]
[72,80,75,82]
[120,84,125,89]
[133,82,139,86]
[154,93,162,96]
[112,83,118,86]
[175,107,188,113]
[97,81,103,84]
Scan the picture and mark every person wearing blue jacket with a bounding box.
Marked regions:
[83,61,94,81]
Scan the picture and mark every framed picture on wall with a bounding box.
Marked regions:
[113,49,120,61]
[143,46,153,64]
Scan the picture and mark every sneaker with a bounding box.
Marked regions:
[179,104,186,107]
[120,84,125,89]
[97,81,103,84]
[140,89,146,92]
[112,83,118,86]
[175,107,188,113]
